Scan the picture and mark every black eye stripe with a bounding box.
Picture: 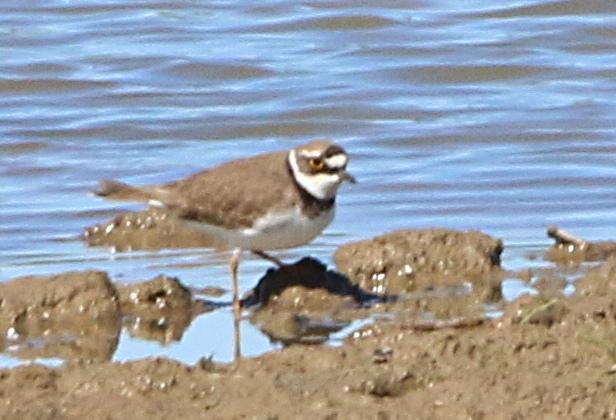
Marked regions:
[300,151,347,174]
[324,145,345,157]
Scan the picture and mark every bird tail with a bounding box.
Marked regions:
[94,180,154,202]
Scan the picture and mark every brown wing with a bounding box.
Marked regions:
[160,151,297,230]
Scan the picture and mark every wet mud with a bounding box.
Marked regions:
[117,274,212,344]
[2,219,616,419]
[0,271,120,363]
[547,225,616,263]
[0,271,207,362]
[334,228,503,295]
[83,207,221,252]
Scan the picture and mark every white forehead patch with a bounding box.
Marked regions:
[325,153,347,169]
[299,149,323,159]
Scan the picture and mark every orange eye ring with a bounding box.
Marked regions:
[309,158,325,170]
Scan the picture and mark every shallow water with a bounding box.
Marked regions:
[1,0,616,364]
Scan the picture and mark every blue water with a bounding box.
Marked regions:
[1,0,616,364]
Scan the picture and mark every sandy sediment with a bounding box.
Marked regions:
[0,270,120,363]
[82,207,221,251]
[1,217,615,419]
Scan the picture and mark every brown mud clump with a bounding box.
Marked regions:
[335,229,503,324]
[0,271,121,362]
[245,257,377,344]
[335,228,503,295]
[0,272,210,363]
[116,275,211,344]
[248,229,503,349]
[547,225,616,263]
[83,207,221,252]
[244,257,382,306]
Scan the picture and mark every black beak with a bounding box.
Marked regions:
[340,170,357,184]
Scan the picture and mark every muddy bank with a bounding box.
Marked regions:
[1,258,616,419]
[2,226,616,419]
[0,271,208,362]
[83,207,221,252]
[0,271,120,362]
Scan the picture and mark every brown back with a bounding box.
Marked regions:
[157,151,333,230]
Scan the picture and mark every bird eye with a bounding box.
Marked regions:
[309,158,325,170]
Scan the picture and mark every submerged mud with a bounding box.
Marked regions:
[0,271,207,362]
[0,271,121,362]
[2,226,616,419]
[83,207,221,252]
[1,259,616,419]
[117,275,211,344]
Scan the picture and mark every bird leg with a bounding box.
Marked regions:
[230,248,242,317]
[252,250,285,267]
[229,248,242,361]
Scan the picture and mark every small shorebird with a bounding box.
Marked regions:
[95,140,356,316]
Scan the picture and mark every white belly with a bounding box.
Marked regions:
[185,206,335,251]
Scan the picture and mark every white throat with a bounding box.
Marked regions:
[288,150,341,201]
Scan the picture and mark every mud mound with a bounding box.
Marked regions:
[546,225,616,263]
[0,270,121,362]
[334,228,503,297]
[117,275,210,344]
[83,207,221,252]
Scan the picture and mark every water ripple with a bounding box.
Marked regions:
[1,0,616,364]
